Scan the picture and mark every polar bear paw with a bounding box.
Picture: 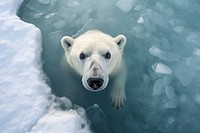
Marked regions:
[110,88,126,110]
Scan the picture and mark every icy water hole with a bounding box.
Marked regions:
[19,0,200,133]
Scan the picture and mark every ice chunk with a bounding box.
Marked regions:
[165,98,177,109]
[132,25,144,33]
[131,25,149,39]
[33,13,44,19]
[116,0,133,12]
[195,95,200,104]
[134,4,143,11]
[174,62,196,86]
[168,117,175,125]
[174,26,184,33]
[86,104,109,133]
[164,86,177,108]
[174,0,189,9]
[186,57,200,70]
[152,78,163,96]
[193,49,200,61]
[152,63,172,75]
[186,49,200,70]
[149,45,162,56]
[179,94,198,114]
[187,32,200,45]
[137,17,144,24]
[145,9,168,28]
[53,19,65,29]
[45,13,57,19]
[149,46,180,62]
[165,86,175,100]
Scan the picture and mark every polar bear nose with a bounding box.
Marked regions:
[87,78,104,90]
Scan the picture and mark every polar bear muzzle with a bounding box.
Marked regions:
[87,77,104,90]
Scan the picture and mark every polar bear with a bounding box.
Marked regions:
[61,30,127,109]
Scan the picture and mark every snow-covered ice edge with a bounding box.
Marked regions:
[0,0,90,133]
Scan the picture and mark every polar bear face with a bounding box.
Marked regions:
[61,30,126,91]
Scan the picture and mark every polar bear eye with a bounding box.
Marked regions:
[79,52,86,60]
[104,52,111,59]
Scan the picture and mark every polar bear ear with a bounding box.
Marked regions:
[114,35,126,50]
[61,36,74,51]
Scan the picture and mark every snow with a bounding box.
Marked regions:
[0,0,90,133]
[30,109,90,133]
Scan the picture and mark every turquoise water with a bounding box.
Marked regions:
[19,0,200,132]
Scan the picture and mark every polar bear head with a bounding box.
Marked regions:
[61,30,126,91]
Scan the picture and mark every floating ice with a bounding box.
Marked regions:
[152,63,172,75]
[195,95,200,104]
[149,46,162,56]
[116,0,133,12]
[174,26,184,33]
[193,49,200,61]
[145,9,168,28]
[53,20,65,29]
[165,98,177,109]
[149,46,179,62]
[86,104,109,133]
[186,57,200,70]
[165,86,176,100]
[152,78,163,96]
[174,0,189,9]
[174,62,196,86]
[137,17,144,24]
[187,32,200,45]
[179,94,198,114]
[164,85,177,108]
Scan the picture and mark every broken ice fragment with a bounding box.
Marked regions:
[149,46,162,56]
[165,98,177,108]
[152,63,172,75]
[179,94,198,114]
[149,46,179,62]
[165,86,175,100]
[187,32,200,45]
[45,13,57,19]
[53,20,65,29]
[195,95,200,104]
[137,17,144,24]
[174,26,184,33]
[186,57,200,70]
[174,62,196,86]
[116,0,133,12]
[153,79,163,96]
[193,49,200,61]
[174,0,189,9]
